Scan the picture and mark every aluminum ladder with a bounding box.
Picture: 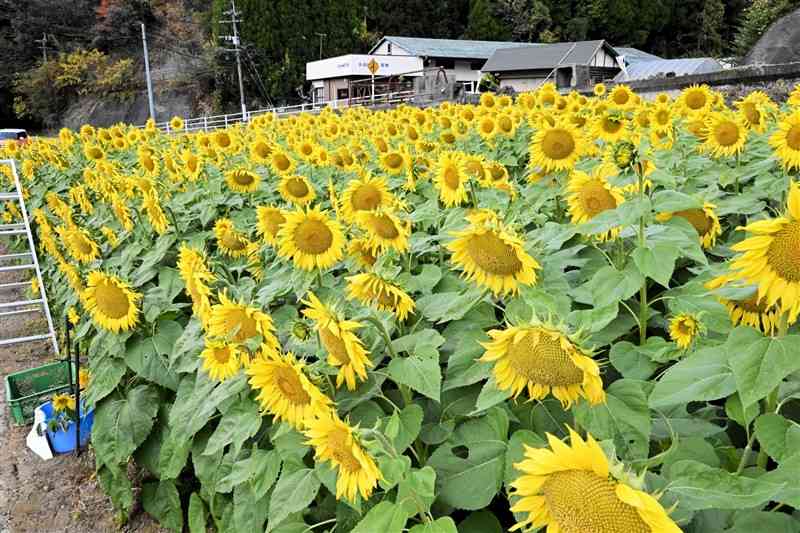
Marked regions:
[0,159,60,356]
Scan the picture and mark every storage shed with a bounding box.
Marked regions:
[481,40,621,92]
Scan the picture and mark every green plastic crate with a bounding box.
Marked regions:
[4,360,76,426]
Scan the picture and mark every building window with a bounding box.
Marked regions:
[387,43,392,55]
[436,58,455,69]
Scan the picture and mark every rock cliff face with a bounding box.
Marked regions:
[744,7,800,65]
[61,89,198,130]
[61,48,210,129]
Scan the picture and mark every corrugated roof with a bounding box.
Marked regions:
[615,58,723,81]
[370,36,533,59]
[482,40,617,72]
[616,47,662,63]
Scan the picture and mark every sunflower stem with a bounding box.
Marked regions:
[468,179,480,209]
[366,315,398,359]
[635,160,649,345]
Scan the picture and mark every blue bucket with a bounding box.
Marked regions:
[40,401,94,454]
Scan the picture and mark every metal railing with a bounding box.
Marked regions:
[141,89,425,133]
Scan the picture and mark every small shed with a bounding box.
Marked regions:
[481,40,620,92]
[614,58,723,82]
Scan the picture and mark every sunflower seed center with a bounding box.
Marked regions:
[766,220,800,282]
[542,470,650,533]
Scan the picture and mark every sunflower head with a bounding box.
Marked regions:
[277,207,345,271]
[566,166,625,241]
[214,218,251,258]
[208,291,280,351]
[702,112,747,158]
[201,340,242,381]
[246,350,332,429]
[302,292,373,390]
[668,312,702,350]
[346,272,415,321]
[83,271,141,333]
[657,202,722,249]
[480,318,604,407]
[357,208,410,255]
[340,174,391,223]
[529,122,582,174]
[279,174,316,206]
[769,111,800,171]
[52,393,76,413]
[225,168,261,193]
[304,411,382,502]
[447,218,540,296]
[433,151,469,207]
[727,181,800,323]
[510,428,681,533]
[256,205,287,246]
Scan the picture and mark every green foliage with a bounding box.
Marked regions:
[734,0,800,56]
[13,48,134,127]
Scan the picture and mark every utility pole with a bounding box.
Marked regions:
[221,0,247,119]
[141,23,156,121]
[315,32,327,59]
[35,34,47,63]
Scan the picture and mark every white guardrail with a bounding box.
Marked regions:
[141,89,428,133]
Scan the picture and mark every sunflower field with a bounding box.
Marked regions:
[4,82,800,533]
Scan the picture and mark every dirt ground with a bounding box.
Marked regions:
[0,247,165,533]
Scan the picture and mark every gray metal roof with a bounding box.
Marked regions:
[614,57,723,81]
[482,40,617,72]
[369,36,533,59]
[616,47,662,64]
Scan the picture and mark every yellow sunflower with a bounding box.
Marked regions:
[250,137,273,164]
[78,368,90,390]
[510,428,681,533]
[608,85,634,108]
[246,350,332,429]
[214,218,251,258]
[480,321,605,407]
[346,272,415,321]
[278,175,316,207]
[62,226,100,264]
[302,292,373,390]
[593,112,629,143]
[447,220,539,297]
[177,244,215,327]
[379,150,407,176]
[669,313,701,350]
[277,207,345,271]
[208,292,279,353]
[256,205,287,246]
[433,151,469,207]
[735,91,776,133]
[656,202,722,249]
[304,412,381,502]
[225,168,261,193]
[169,116,184,131]
[724,181,800,323]
[340,174,392,223]
[348,238,378,269]
[67,306,81,327]
[701,112,747,158]
[720,291,782,336]
[201,340,242,381]
[769,111,800,171]
[528,122,582,174]
[83,271,141,333]
[566,166,626,241]
[52,394,76,413]
[270,148,296,176]
[357,209,410,255]
[677,84,714,115]
[593,83,607,97]
[651,104,673,133]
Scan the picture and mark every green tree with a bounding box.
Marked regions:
[700,0,725,55]
[463,0,510,40]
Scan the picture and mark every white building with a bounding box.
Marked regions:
[305,36,529,103]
